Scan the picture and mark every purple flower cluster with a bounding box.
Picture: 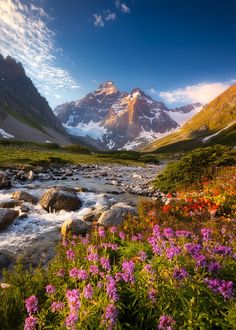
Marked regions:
[103,304,118,330]
[213,245,232,256]
[65,313,78,329]
[205,278,234,299]
[100,256,111,271]
[106,275,119,301]
[158,315,175,330]
[148,288,157,303]
[153,224,162,239]
[101,243,119,250]
[185,243,201,256]
[119,231,126,240]
[98,227,106,237]
[122,260,135,284]
[131,233,143,241]
[87,251,99,262]
[66,289,80,312]
[51,301,65,313]
[24,316,37,330]
[165,246,181,260]
[201,228,212,241]
[175,230,192,238]
[89,265,99,275]
[46,284,56,295]
[208,261,220,274]
[163,228,175,239]
[84,283,94,299]
[138,250,147,261]
[66,249,76,261]
[109,226,117,234]
[173,267,188,280]
[25,295,38,315]
[194,254,207,268]
[148,236,162,255]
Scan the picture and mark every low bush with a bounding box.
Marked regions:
[154,145,236,192]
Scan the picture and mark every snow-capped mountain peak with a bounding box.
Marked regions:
[94,81,118,95]
[55,82,200,150]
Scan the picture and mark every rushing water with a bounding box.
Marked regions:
[0,164,161,258]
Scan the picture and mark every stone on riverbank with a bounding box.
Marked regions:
[61,218,90,237]
[97,203,136,227]
[40,187,82,212]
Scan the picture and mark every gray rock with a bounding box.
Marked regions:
[0,171,11,189]
[0,209,19,230]
[82,207,107,222]
[61,218,90,237]
[12,191,38,204]
[97,203,136,227]
[40,187,82,212]
[0,200,22,208]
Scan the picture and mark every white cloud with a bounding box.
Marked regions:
[115,1,131,13]
[0,0,81,108]
[93,11,116,27]
[105,12,116,21]
[93,14,104,27]
[147,88,158,95]
[159,82,232,105]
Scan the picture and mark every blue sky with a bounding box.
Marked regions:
[0,0,236,108]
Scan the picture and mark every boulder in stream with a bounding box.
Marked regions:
[40,187,82,212]
[0,171,11,189]
[12,191,38,204]
[0,209,19,230]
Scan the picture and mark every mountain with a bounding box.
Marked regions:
[0,55,71,145]
[142,84,236,153]
[55,82,201,150]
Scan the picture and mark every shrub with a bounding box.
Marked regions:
[154,145,236,193]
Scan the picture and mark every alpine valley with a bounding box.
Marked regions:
[55,81,202,150]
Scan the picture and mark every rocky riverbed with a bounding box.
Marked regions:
[0,163,163,273]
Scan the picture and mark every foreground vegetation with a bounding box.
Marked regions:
[0,141,160,167]
[0,161,235,329]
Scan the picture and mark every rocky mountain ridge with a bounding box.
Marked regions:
[55,81,202,150]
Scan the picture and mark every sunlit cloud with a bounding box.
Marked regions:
[0,0,81,108]
[158,81,233,105]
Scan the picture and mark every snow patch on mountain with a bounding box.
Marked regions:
[166,105,202,126]
[122,128,175,150]
[0,128,14,139]
[64,121,107,140]
[202,120,236,143]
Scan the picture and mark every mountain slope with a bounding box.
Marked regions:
[143,84,236,152]
[0,55,71,145]
[55,82,200,150]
